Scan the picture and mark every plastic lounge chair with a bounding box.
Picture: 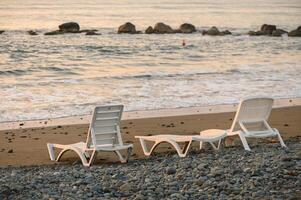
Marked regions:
[135,130,226,157]
[47,105,133,166]
[227,97,287,151]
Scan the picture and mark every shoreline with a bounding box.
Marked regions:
[0,97,300,166]
[1,97,300,131]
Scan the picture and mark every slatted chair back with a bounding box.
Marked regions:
[86,105,124,148]
[230,97,274,133]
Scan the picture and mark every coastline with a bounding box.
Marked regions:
[0,97,300,166]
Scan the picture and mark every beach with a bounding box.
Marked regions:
[0,98,300,199]
[1,0,301,199]
[1,97,300,166]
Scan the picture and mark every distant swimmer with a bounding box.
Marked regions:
[182,40,186,46]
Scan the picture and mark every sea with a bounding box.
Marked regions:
[0,0,301,122]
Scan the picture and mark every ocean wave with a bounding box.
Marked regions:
[0,69,30,76]
[96,69,245,80]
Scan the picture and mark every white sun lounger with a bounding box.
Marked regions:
[47,105,133,167]
[135,129,226,157]
[227,97,287,151]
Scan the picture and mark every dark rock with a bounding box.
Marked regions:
[0,30,5,34]
[145,26,154,34]
[172,29,182,33]
[179,23,196,33]
[288,26,301,37]
[118,22,137,34]
[248,30,265,36]
[221,30,232,35]
[202,26,220,36]
[261,24,277,35]
[153,22,174,34]
[119,182,131,193]
[44,30,64,35]
[79,29,98,33]
[85,31,101,35]
[194,179,205,186]
[202,26,231,36]
[59,22,80,33]
[166,167,176,175]
[27,30,38,35]
[272,29,288,37]
[7,149,13,153]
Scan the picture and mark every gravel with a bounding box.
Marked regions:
[0,137,300,200]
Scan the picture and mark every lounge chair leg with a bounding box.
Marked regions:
[218,139,222,150]
[199,141,203,150]
[274,129,287,148]
[169,140,192,157]
[87,150,97,166]
[139,138,159,156]
[47,143,55,161]
[60,147,90,166]
[238,133,251,151]
[115,147,132,163]
[56,148,69,161]
[209,140,222,150]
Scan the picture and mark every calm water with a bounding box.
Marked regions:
[0,0,301,122]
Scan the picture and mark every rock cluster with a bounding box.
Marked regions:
[248,24,288,37]
[144,22,196,34]
[3,22,301,37]
[44,22,99,36]
[202,26,232,36]
[0,138,300,199]
[27,30,38,35]
[288,26,301,37]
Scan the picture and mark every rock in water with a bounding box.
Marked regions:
[118,22,137,34]
[272,29,287,37]
[27,30,38,35]
[203,26,220,36]
[58,22,80,33]
[288,26,301,37]
[79,29,98,33]
[85,31,101,35]
[179,23,196,33]
[248,30,265,36]
[44,30,64,35]
[153,22,174,34]
[260,24,277,35]
[0,30,5,34]
[221,30,232,35]
[145,26,154,34]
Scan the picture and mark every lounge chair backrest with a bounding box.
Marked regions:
[230,97,274,132]
[86,105,124,148]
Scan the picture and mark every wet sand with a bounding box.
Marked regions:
[0,98,300,166]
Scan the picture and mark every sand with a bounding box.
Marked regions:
[0,98,300,166]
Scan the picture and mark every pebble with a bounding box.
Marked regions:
[166,167,177,175]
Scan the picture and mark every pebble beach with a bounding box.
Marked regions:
[1,0,301,199]
[1,138,300,200]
